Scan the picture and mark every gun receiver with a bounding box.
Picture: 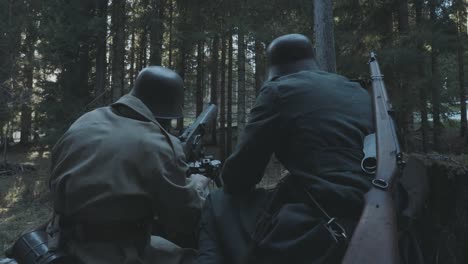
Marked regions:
[342,52,401,264]
[179,103,222,186]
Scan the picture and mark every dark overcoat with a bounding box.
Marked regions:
[197,70,374,264]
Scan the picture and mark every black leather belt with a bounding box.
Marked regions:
[62,219,151,242]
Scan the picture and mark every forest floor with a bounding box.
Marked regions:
[0,145,285,257]
[1,141,467,261]
[0,145,52,256]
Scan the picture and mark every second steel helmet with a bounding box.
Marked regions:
[131,66,184,119]
[266,34,318,80]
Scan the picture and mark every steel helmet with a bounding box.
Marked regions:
[266,34,318,80]
[131,66,184,119]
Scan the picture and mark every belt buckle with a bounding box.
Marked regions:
[324,217,347,243]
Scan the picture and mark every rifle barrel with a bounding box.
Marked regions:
[342,52,400,264]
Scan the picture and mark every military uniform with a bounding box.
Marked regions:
[49,94,205,264]
[196,69,373,264]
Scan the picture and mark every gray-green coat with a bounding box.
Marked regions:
[50,94,204,264]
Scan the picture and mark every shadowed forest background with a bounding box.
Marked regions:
[1,0,468,262]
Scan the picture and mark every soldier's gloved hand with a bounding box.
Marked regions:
[188,174,211,199]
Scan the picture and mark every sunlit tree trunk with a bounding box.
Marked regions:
[227,32,233,155]
[20,0,39,145]
[457,4,467,137]
[314,0,336,73]
[237,27,246,133]
[254,39,265,96]
[196,39,204,116]
[129,25,136,88]
[168,0,174,68]
[220,35,227,160]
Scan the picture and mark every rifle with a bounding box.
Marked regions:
[179,103,222,186]
[342,52,402,264]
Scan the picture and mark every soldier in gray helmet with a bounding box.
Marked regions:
[195,34,373,264]
[47,66,210,264]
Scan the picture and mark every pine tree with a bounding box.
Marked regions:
[111,0,127,100]
[314,0,336,73]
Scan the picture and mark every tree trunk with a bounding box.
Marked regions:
[398,0,409,33]
[457,6,467,137]
[129,23,136,88]
[220,35,227,160]
[95,0,108,104]
[136,0,149,73]
[227,32,234,155]
[196,39,204,116]
[176,3,188,132]
[138,28,148,72]
[237,27,246,133]
[20,0,39,145]
[210,35,219,143]
[430,0,442,152]
[397,0,411,150]
[149,0,165,66]
[313,0,336,73]
[415,0,429,152]
[168,0,174,68]
[0,0,23,127]
[255,39,265,96]
[111,0,126,101]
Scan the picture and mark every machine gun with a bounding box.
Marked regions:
[342,52,402,264]
[179,103,222,186]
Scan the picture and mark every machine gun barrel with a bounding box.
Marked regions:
[179,103,218,161]
[342,52,401,264]
[179,103,222,186]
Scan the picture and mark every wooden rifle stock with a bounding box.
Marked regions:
[342,52,401,264]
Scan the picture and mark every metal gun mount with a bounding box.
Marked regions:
[179,104,223,186]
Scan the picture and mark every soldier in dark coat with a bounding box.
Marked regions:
[196,34,373,264]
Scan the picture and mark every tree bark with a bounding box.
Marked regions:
[398,0,409,33]
[237,27,246,133]
[138,28,148,72]
[397,0,411,150]
[430,0,442,152]
[136,0,149,73]
[95,0,108,104]
[129,23,136,88]
[175,3,189,132]
[457,6,467,137]
[254,39,265,96]
[196,39,204,116]
[20,1,38,145]
[111,0,126,101]
[227,32,233,155]
[149,0,165,66]
[220,35,227,160]
[313,0,336,73]
[210,34,219,143]
[168,0,174,68]
[415,0,429,152]
[0,0,23,128]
